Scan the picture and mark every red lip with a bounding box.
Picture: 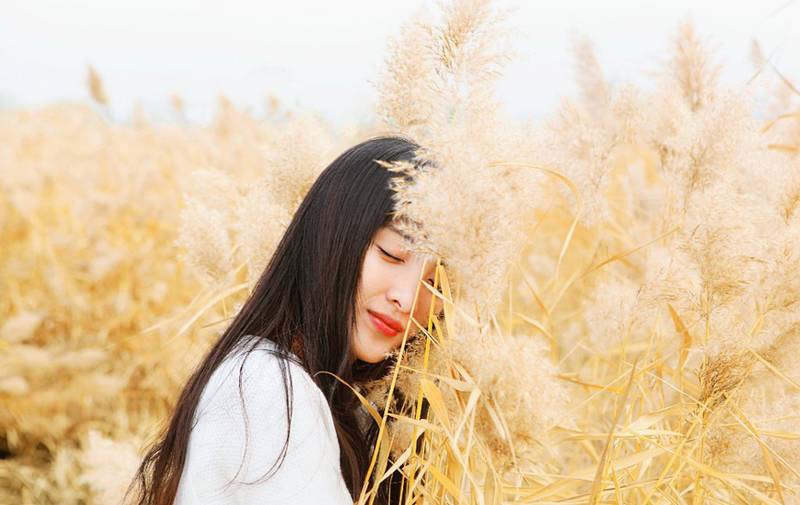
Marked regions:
[368,310,404,336]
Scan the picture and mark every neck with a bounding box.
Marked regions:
[291,334,305,363]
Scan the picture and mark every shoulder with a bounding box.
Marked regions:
[175,338,351,504]
[196,338,336,450]
[197,339,323,422]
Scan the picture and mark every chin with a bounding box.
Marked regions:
[359,347,390,364]
[355,338,396,363]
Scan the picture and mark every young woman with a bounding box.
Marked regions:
[129,136,442,505]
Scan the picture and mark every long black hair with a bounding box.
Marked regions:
[128,135,426,505]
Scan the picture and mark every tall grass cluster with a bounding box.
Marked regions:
[1,0,799,503]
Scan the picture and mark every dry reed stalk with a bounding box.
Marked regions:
[2,1,799,503]
[360,3,800,504]
[0,99,365,504]
[86,65,108,106]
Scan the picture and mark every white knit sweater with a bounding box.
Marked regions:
[173,338,353,504]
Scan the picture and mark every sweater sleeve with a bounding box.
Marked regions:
[173,346,354,505]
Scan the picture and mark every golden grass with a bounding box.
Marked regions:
[0,100,361,504]
[358,169,800,503]
[2,4,800,504]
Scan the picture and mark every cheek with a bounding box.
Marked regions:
[413,290,436,321]
[359,250,388,298]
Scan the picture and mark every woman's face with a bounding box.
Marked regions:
[352,223,442,363]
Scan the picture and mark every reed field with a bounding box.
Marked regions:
[2,0,799,503]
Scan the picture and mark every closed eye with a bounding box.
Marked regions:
[377,245,402,262]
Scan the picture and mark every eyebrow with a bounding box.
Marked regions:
[385,222,412,241]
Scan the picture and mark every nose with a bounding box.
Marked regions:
[387,258,431,314]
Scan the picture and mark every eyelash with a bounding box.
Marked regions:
[377,245,402,262]
[378,245,438,289]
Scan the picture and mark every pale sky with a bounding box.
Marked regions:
[1,0,797,124]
